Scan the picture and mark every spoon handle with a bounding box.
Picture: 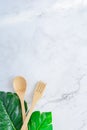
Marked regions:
[20,97,26,121]
[20,97,28,130]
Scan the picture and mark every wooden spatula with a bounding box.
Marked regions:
[21,81,46,130]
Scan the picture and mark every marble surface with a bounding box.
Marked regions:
[0,0,87,130]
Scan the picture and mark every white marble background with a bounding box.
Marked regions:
[0,0,87,130]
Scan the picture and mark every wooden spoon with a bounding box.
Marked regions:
[13,76,27,122]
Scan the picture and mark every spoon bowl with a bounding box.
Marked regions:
[13,76,26,94]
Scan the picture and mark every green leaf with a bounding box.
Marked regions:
[0,91,53,130]
[28,111,53,130]
[0,91,24,130]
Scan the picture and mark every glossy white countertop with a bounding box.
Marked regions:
[0,0,87,130]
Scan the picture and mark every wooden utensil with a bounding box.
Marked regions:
[21,81,46,130]
[13,76,27,122]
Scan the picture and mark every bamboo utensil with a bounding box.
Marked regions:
[13,76,28,130]
[21,81,46,130]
